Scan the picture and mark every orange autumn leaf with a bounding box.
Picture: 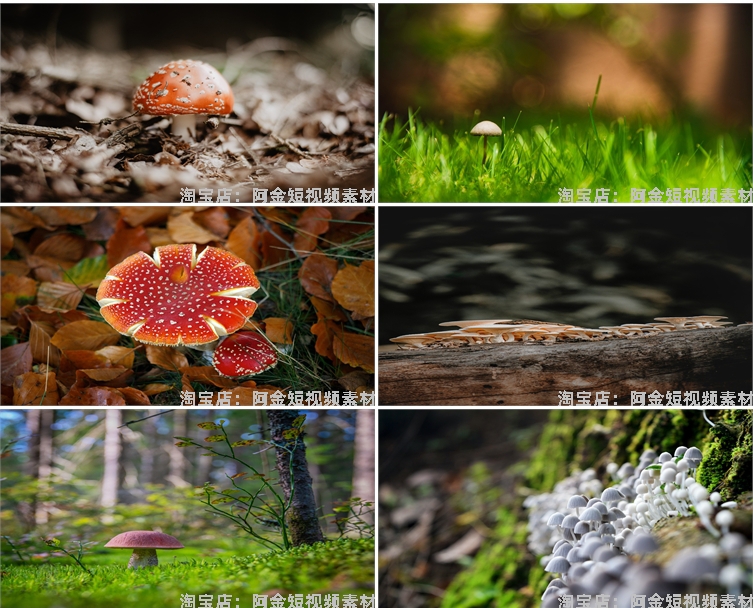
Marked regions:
[117,207,171,228]
[78,367,132,384]
[1,221,13,257]
[29,320,60,366]
[310,296,348,322]
[193,208,231,238]
[13,371,59,405]
[107,218,152,268]
[32,207,98,226]
[329,207,368,221]
[264,318,293,344]
[36,281,86,311]
[142,383,174,396]
[26,254,75,283]
[1,274,37,318]
[50,320,120,351]
[146,345,189,371]
[181,365,239,389]
[293,207,332,253]
[298,253,338,302]
[167,212,218,244]
[261,223,293,267]
[332,329,374,373]
[60,350,111,371]
[117,386,151,406]
[96,346,136,369]
[311,319,338,362]
[1,342,33,386]
[331,261,374,318]
[60,385,126,405]
[226,216,262,270]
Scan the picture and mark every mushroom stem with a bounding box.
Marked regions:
[482,136,488,165]
[128,548,159,569]
[171,114,197,140]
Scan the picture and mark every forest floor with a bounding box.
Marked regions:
[1,36,374,202]
[1,537,374,608]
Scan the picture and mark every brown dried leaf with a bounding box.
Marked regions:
[1,274,38,318]
[167,212,218,244]
[181,365,238,389]
[298,253,338,302]
[264,318,293,344]
[293,207,332,254]
[29,320,60,366]
[117,207,171,227]
[107,218,152,268]
[116,387,151,405]
[329,207,369,221]
[60,385,126,405]
[83,208,120,242]
[1,260,30,276]
[310,296,348,322]
[2,208,53,232]
[50,320,120,351]
[193,208,231,238]
[32,207,98,226]
[261,223,294,267]
[13,371,59,405]
[26,254,75,282]
[1,342,33,386]
[36,281,86,311]
[34,233,87,262]
[311,319,337,362]
[332,329,374,373]
[61,350,110,371]
[78,367,130,382]
[146,345,189,371]
[142,383,173,396]
[226,216,262,270]
[331,261,374,318]
[96,346,136,369]
[1,221,13,257]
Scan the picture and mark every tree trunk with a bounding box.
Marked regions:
[24,408,54,527]
[168,409,189,487]
[379,326,753,406]
[268,411,325,546]
[352,410,375,525]
[101,409,122,511]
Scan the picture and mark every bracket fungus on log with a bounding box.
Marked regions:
[96,244,259,347]
[105,530,183,569]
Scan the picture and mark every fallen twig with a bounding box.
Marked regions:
[0,122,81,141]
[269,132,313,160]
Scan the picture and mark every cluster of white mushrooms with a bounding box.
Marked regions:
[524,447,752,608]
[391,316,739,349]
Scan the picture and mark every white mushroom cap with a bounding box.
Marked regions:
[470,120,502,136]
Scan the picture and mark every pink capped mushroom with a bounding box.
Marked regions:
[96,244,260,347]
[133,59,234,140]
[212,331,279,377]
[105,530,183,569]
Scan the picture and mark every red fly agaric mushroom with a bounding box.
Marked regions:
[132,59,234,140]
[96,244,259,347]
[212,331,279,377]
[105,530,183,569]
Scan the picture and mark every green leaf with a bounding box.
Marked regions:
[292,414,306,429]
[64,254,109,287]
[211,497,235,504]
[174,436,192,441]
[204,435,225,442]
[282,428,301,440]
[231,440,257,447]
[197,422,221,430]
[174,441,192,447]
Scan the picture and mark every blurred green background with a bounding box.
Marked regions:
[380,4,752,129]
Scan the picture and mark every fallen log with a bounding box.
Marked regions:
[378,325,753,406]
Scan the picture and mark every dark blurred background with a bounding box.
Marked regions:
[379,206,752,344]
[3,4,374,57]
[379,4,752,128]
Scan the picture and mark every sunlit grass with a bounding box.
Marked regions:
[379,110,752,202]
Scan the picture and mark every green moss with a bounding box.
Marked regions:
[697,410,752,500]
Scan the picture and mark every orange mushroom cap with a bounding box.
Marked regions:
[132,59,234,116]
[96,244,259,347]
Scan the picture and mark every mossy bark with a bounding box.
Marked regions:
[268,411,325,547]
